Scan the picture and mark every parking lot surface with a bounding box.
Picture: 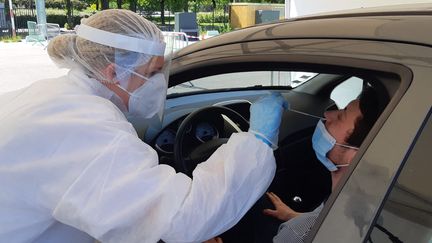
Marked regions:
[0,41,68,95]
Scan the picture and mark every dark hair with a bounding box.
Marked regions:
[346,86,385,147]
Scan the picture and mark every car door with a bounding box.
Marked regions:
[302,40,432,242]
[169,36,431,242]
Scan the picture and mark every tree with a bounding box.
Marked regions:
[130,0,137,12]
[80,0,99,10]
[101,0,109,10]
[212,0,216,28]
[160,0,165,25]
[66,0,73,29]
[117,0,123,9]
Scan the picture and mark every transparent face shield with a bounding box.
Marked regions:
[139,33,175,140]
[76,24,173,137]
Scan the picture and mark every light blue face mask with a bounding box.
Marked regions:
[312,120,359,171]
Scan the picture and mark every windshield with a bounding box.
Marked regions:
[167,71,318,95]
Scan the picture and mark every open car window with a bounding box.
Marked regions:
[167,71,318,95]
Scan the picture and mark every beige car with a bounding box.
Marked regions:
[144,3,432,242]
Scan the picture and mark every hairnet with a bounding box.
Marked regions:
[47,9,165,84]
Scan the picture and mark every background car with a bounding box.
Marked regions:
[139,3,431,242]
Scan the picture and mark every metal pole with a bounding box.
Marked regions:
[284,0,290,19]
[8,0,16,38]
[35,0,47,37]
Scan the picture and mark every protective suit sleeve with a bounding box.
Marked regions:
[53,131,274,243]
[161,132,276,243]
[52,131,192,243]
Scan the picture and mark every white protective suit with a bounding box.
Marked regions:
[0,69,276,243]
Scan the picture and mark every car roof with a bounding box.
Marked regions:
[175,3,432,58]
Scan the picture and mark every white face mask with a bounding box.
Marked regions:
[116,70,167,119]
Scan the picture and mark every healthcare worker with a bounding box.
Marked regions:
[0,9,288,243]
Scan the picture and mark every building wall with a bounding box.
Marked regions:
[287,0,432,17]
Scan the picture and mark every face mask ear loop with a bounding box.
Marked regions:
[115,83,132,96]
[129,69,150,83]
[333,143,358,169]
[114,64,152,93]
[335,143,359,150]
[336,163,350,167]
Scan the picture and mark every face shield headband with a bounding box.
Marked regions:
[76,24,166,56]
[76,23,168,92]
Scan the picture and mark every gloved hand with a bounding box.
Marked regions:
[249,93,289,149]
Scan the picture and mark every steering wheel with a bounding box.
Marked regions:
[174,106,249,177]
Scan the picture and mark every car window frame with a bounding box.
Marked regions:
[308,45,430,242]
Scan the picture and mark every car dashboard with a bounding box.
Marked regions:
[146,89,333,172]
[150,92,254,167]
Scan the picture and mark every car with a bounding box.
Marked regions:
[139,3,432,243]
[203,30,220,39]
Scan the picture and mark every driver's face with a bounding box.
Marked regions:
[324,99,361,145]
[325,99,362,165]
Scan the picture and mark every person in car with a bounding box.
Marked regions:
[264,86,383,243]
[206,86,384,243]
[0,9,288,243]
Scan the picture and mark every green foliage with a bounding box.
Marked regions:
[137,0,159,16]
[182,0,230,12]
[0,36,22,43]
[64,22,71,30]
[47,15,81,29]
[235,0,284,2]
[10,0,32,8]
[219,23,232,33]
[88,4,98,12]
[197,12,228,24]
[147,16,175,24]
[45,0,89,11]
[199,23,231,34]
[14,15,37,29]
[46,8,66,15]
[137,0,189,13]
[14,14,82,29]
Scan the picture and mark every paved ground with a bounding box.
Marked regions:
[0,38,194,95]
[0,41,68,95]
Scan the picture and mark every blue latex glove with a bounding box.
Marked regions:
[249,93,289,149]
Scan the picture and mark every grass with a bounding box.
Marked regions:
[0,36,22,43]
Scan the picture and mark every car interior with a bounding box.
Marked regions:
[143,63,397,242]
